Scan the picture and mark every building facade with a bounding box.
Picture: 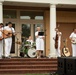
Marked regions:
[0,0,76,57]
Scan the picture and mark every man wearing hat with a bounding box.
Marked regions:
[0,23,3,59]
[4,22,16,58]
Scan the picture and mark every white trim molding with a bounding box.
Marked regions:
[0,2,3,23]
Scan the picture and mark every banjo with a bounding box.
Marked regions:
[71,37,76,44]
[62,39,71,57]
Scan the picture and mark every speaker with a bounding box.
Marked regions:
[66,57,76,75]
[57,57,66,75]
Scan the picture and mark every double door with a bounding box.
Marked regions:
[3,21,44,57]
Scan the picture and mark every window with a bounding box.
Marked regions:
[3,10,17,19]
[20,11,44,20]
[22,24,31,41]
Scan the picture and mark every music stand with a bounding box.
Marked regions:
[38,32,44,36]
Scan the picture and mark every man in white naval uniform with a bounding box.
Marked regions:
[54,28,62,57]
[26,36,33,45]
[35,27,44,58]
[4,22,15,58]
[0,23,3,59]
[69,29,76,57]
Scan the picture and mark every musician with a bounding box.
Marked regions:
[26,36,33,45]
[4,22,16,58]
[35,27,44,58]
[69,28,76,57]
[54,28,62,57]
[0,23,3,59]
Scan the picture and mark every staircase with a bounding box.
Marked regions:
[0,58,57,74]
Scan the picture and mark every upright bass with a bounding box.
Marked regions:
[55,32,58,49]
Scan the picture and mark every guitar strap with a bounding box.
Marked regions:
[11,27,13,34]
[10,27,14,37]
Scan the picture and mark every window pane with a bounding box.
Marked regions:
[34,24,44,32]
[20,11,44,20]
[3,10,17,18]
[35,16,43,20]
[22,24,31,41]
[20,16,30,19]
[34,24,44,41]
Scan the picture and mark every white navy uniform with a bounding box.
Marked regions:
[4,26,15,57]
[0,28,3,58]
[35,31,44,51]
[54,32,62,57]
[70,32,76,57]
[26,39,33,45]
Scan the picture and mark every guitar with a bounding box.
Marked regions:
[0,37,3,40]
[62,39,71,57]
[3,30,13,38]
[0,30,3,40]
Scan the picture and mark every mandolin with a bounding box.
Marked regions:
[71,37,76,44]
[62,39,71,57]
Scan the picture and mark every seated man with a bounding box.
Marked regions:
[26,36,33,45]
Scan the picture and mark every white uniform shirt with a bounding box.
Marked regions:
[58,32,62,43]
[26,39,33,45]
[70,32,76,44]
[35,31,44,39]
[4,26,15,33]
[54,32,62,42]
[70,32,76,39]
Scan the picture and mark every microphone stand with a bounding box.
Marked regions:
[15,36,19,57]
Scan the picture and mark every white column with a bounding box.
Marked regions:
[49,4,57,58]
[0,2,3,23]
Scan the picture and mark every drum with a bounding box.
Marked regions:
[27,48,36,58]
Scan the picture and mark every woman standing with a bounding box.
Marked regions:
[35,27,44,58]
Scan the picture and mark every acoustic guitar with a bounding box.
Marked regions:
[62,39,71,57]
[0,30,3,40]
[0,37,3,40]
[3,30,13,38]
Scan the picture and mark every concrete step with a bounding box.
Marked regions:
[0,58,57,74]
[0,58,57,61]
[0,68,57,74]
[0,64,57,69]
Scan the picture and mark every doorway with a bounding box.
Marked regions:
[21,23,44,42]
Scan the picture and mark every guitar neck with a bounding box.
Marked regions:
[63,39,67,47]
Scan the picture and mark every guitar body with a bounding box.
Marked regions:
[0,31,3,40]
[0,37,3,41]
[3,30,12,38]
[62,47,70,57]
